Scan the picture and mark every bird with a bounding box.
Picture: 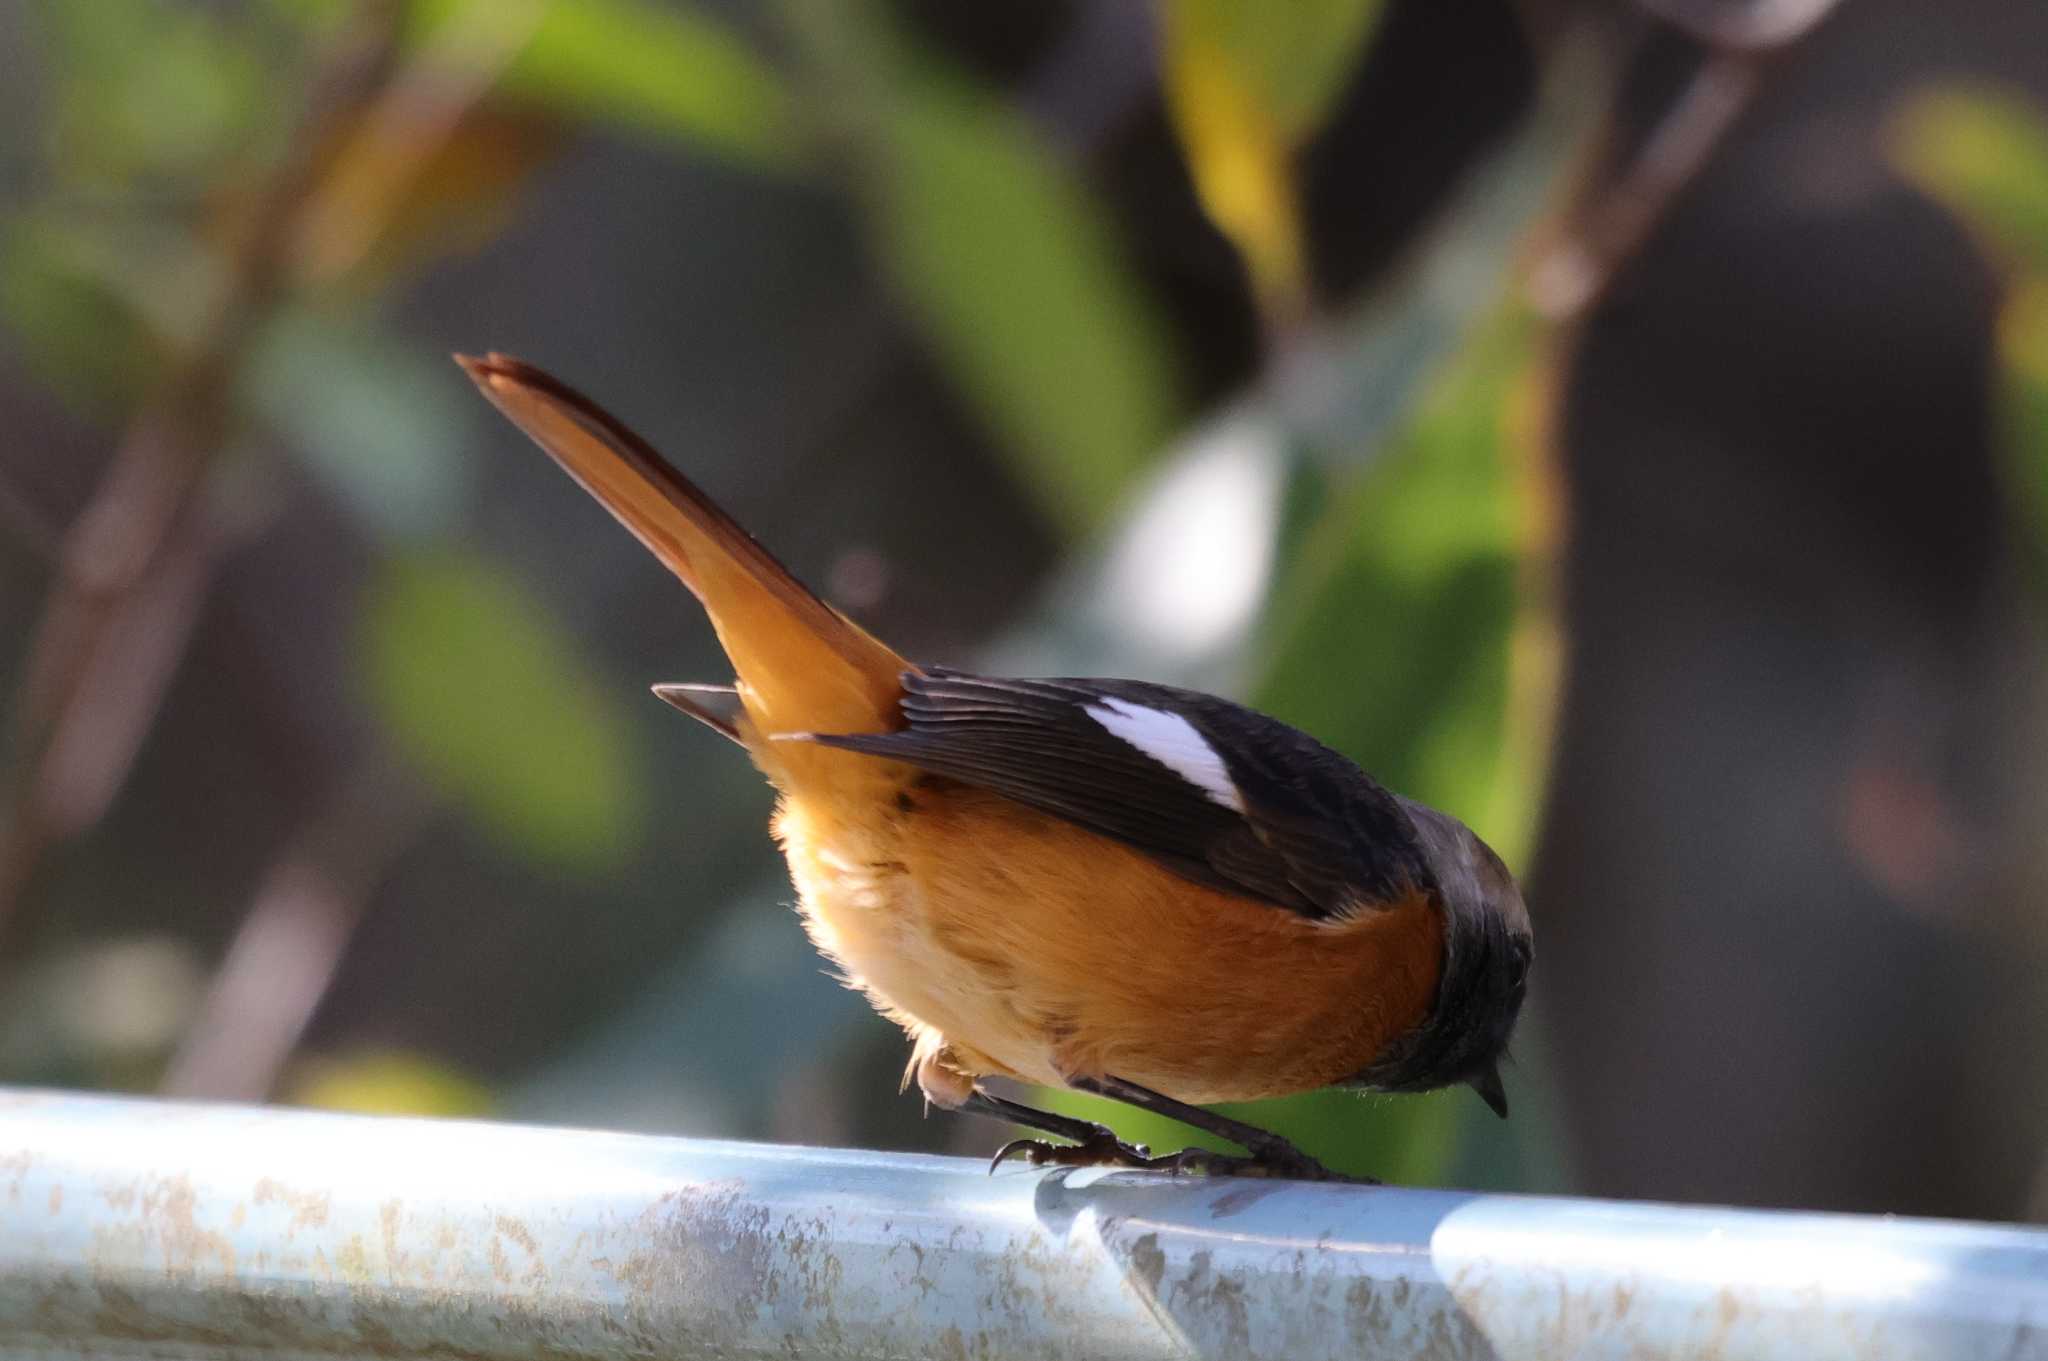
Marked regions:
[457,353,1533,1181]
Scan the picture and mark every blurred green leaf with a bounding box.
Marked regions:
[241,311,477,539]
[360,547,642,873]
[1160,0,1383,318]
[250,0,355,34]
[2000,282,2048,585]
[0,218,160,412]
[1894,90,2048,590]
[2008,281,2048,457]
[32,0,276,187]
[1259,310,1533,846]
[409,0,800,172]
[795,9,1179,532]
[1175,0,1385,144]
[1892,85,2048,274]
[872,101,1178,529]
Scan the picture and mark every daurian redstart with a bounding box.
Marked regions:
[459,354,1533,1181]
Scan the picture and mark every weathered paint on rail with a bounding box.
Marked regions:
[0,1088,2042,1359]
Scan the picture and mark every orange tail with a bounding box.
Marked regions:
[457,354,908,740]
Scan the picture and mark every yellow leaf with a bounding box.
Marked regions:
[359,547,643,874]
[1890,85,2048,276]
[2007,278,2048,384]
[1161,1,1307,324]
[2001,280,2048,570]
[1159,0,1385,324]
[289,1050,493,1117]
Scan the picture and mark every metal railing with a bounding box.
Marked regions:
[1,1088,2043,1359]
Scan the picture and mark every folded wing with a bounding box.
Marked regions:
[804,668,1436,920]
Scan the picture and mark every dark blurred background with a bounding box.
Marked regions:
[2,0,2046,1222]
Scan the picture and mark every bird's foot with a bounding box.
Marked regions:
[1155,1145,1376,1184]
[989,1125,1157,1173]
[989,1130,1374,1183]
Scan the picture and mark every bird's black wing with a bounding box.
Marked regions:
[803,668,1435,920]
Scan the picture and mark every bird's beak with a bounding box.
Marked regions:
[1469,1062,1509,1119]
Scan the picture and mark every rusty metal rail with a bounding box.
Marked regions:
[1,1089,2044,1359]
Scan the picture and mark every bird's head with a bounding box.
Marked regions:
[1359,800,1534,1117]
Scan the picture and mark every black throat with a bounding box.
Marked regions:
[1350,891,1529,1093]
[1342,802,1531,1095]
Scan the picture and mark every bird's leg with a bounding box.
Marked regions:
[959,1088,1171,1173]
[913,1038,1163,1173]
[1069,1074,1374,1184]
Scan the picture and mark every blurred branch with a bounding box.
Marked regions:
[1527,0,1847,321]
[1634,0,1842,53]
[290,0,544,286]
[0,0,532,956]
[22,512,222,855]
[0,2,409,947]
[0,472,61,564]
[160,757,433,1102]
[1527,52,1757,319]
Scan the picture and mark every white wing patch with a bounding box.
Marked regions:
[1084,697,1245,812]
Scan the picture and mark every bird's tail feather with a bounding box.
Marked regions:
[457,354,908,740]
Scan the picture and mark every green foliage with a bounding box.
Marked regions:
[241,310,478,540]
[429,0,802,173]
[1,0,253,413]
[0,217,164,412]
[1160,0,1384,316]
[1893,86,2048,273]
[2005,288,2048,558]
[1258,311,1533,848]
[359,548,642,874]
[254,0,801,171]
[30,0,278,187]
[1171,0,1386,145]
[1894,87,2048,583]
[792,6,1180,534]
[868,94,1178,531]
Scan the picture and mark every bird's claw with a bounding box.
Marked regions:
[988,1131,1374,1184]
[1156,1145,1374,1184]
[988,1127,1155,1173]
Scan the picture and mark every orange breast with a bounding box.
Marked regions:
[779,776,1445,1107]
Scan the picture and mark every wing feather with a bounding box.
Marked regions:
[805,668,1435,919]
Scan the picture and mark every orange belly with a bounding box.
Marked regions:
[775,771,1445,1106]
